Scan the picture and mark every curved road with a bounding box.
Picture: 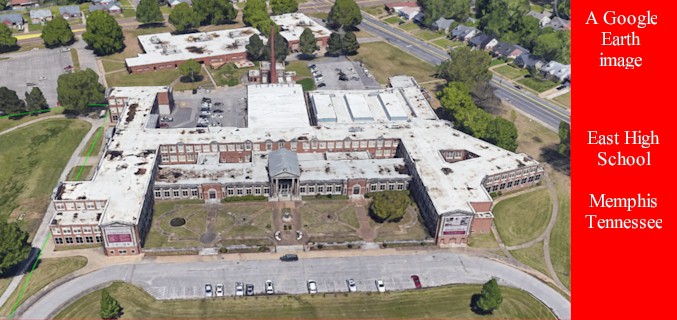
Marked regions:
[17,252,570,319]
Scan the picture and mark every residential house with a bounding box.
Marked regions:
[546,17,570,30]
[89,2,122,14]
[468,33,496,50]
[540,61,571,82]
[0,13,24,31]
[60,6,83,20]
[384,2,418,13]
[450,25,478,42]
[491,41,528,59]
[514,53,545,70]
[92,0,116,4]
[29,9,53,24]
[431,17,454,32]
[397,6,423,22]
[169,0,192,7]
[9,0,38,9]
[526,10,551,27]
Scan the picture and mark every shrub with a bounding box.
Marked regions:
[169,217,186,227]
[222,195,267,202]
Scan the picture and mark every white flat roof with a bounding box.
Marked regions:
[247,84,310,128]
[126,28,264,67]
[311,94,337,123]
[378,92,408,121]
[344,94,374,122]
[271,13,332,42]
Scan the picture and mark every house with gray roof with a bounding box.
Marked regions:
[29,9,53,24]
[514,53,545,70]
[431,17,454,32]
[89,1,122,14]
[540,61,571,82]
[169,0,192,7]
[0,13,25,30]
[468,33,496,50]
[491,42,529,59]
[60,6,83,20]
[450,24,478,42]
[526,10,551,27]
[546,17,570,30]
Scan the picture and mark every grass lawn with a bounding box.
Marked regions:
[467,230,499,248]
[69,48,80,71]
[160,6,172,14]
[66,166,93,181]
[0,256,87,315]
[209,63,253,87]
[553,92,571,108]
[350,42,437,84]
[399,22,421,32]
[285,61,312,78]
[145,200,205,248]
[307,12,328,20]
[431,37,463,49]
[549,170,571,289]
[28,23,43,33]
[0,119,90,236]
[55,281,555,319]
[0,107,64,133]
[510,242,549,276]
[493,188,552,246]
[129,25,174,37]
[101,59,127,73]
[364,5,386,17]
[493,65,529,79]
[173,68,212,91]
[415,29,445,41]
[530,3,544,12]
[517,77,559,93]
[297,78,315,91]
[79,127,104,157]
[491,58,508,66]
[374,205,429,242]
[384,16,403,24]
[0,278,11,303]
[122,9,136,19]
[106,68,181,87]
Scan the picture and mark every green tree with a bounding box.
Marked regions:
[169,2,200,33]
[0,220,31,276]
[0,24,18,52]
[82,11,124,56]
[136,0,164,25]
[179,59,201,82]
[0,0,7,10]
[57,69,106,113]
[557,0,570,19]
[558,121,570,156]
[341,31,359,55]
[327,0,362,30]
[438,82,491,139]
[262,29,289,62]
[533,32,561,62]
[100,289,122,319]
[243,0,271,30]
[474,278,503,314]
[193,0,237,26]
[0,87,25,114]
[326,32,343,56]
[246,34,265,60]
[25,87,48,112]
[419,0,469,26]
[299,28,318,56]
[485,116,518,151]
[437,46,492,98]
[41,17,75,48]
[368,191,411,222]
[271,0,298,15]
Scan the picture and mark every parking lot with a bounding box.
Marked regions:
[309,57,381,91]
[0,47,74,107]
[163,87,247,128]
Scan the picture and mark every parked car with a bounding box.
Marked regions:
[202,97,212,104]
[205,284,213,297]
[309,64,317,69]
[346,279,357,292]
[213,109,224,113]
[307,280,318,294]
[215,284,224,297]
[316,77,324,82]
[235,282,244,296]
[246,284,254,296]
[280,254,298,261]
[160,117,173,122]
[375,279,386,293]
[265,280,274,294]
[317,83,326,88]
[514,85,522,90]
[411,275,422,289]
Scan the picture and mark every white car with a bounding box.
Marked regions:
[205,284,213,297]
[235,282,244,296]
[315,77,324,82]
[347,279,357,292]
[215,284,224,297]
[375,279,386,293]
[307,280,318,294]
[265,280,274,295]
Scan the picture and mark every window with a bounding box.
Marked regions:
[528,176,534,182]
[245,141,252,150]
[535,174,541,180]
[492,185,498,191]
[83,227,92,233]
[380,184,386,191]
[309,186,315,193]
[173,190,179,197]
[86,202,95,210]
[237,188,243,195]
[111,114,119,121]
[521,178,527,184]
[263,187,270,194]
[65,237,74,244]
[327,142,334,149]
[319,142,326,149]
[131,250,136,254]
[154,191,161,198]
[55,238,64,244]
[161,154,169,162]
[85,236,94,243]
[278,141,285,149]
[61,228,70,235]
[246,188,252,195]
[318,186,324,193]
[311,140,318,149]
[397,184,404,190]
[164,191,170,197]
[76,237,84,244]
[327,186,333,193]
[499,183,506,190]
[266,142,273,150]
[336,186,342,193]
[514,180,520,186]
[119,250,127,254]
[73,227,82,234]
[96,236,103,243]
[93,226,100,233]
[388,184,395,190]
[237,144,244,151]
[255,187,261,195]
[371,184,377,191]
[368,140,376,148]
[182,190,189,197]
[507,182,513,188]
[300,186,306,193]
[55,203,65,210]
[336,141,343,149]
[110,250,115,254]
[353,185,361,195]
[52,228,61,235]
[192,189,198,196]
[227,189,234,195]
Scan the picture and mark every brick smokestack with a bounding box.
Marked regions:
[269,26,277,84]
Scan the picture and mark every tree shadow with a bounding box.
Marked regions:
[0,247,41,278]
[179,75,204,83]
[0,45,20,54]
[138,22,166,29]
[470,293,493,315]
[541,145,571,176]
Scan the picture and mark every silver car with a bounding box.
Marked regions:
[235,282,244,296]
[375,279,386,293]
[265,280,274,295]
[215,284,224,297]
[307,280,318,294]
[347,279,357,292]
[205,284,213,297]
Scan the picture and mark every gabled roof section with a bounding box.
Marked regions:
[268,148,300,178]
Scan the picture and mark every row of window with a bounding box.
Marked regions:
[487,175,540,192]
[299,185,343,194]
[226,186,270,196]
[52,226,101,235]
[486,167,540,183]
[54,201,106,211]
[160,139,398,154]
[155,189,199,198]
[369,182,406,192]
[54,235,103,244]
[110,249,136,255]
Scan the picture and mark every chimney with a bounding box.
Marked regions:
[269,27,277,84]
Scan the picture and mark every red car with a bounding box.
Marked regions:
[411,275,422,288]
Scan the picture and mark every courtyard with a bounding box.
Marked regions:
[144,198,430,251]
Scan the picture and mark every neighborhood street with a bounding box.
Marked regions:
[16,252,571,319]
